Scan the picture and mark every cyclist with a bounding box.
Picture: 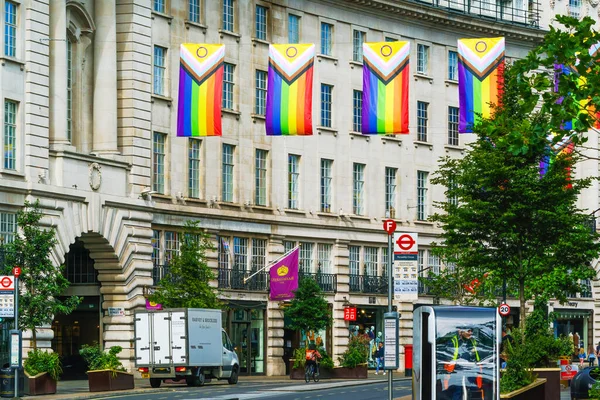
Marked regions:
[305,344,322,381]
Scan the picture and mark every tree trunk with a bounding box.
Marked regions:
[32,328,37,350]
[519,277,526,329]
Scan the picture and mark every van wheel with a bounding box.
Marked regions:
[149,378,161,388]
[228,366,239,384]
[186,372,205,387]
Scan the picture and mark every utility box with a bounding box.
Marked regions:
[412,306,500,400]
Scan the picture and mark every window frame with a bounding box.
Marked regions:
[353,89,362,132]
[320,84,333,128]
[222,62,235,110]
[188,139,201,198]
[4,1,17,58]
[152,132,166,194]
[320,22,333,56]
[569,0,582,18]
[188,0,201,23]
[385,167,397,217]
[417,101,429,142]
[320,159,332,213]
[417,170,429,221]
[255,70,267,115]
[0,212,16,243]
[255,148,268,206]
[255,4,268,41]
[352,29,366,62]
[4,99,17,171]
[288,154,300,210]
[288,14,300,44]
[222,0,235,32]
[353,163,365,216]
[153,0,166,13]
[448,50,458,81]
[222,143,235,202]
[417,43,429,75]
[448,106,459,146]
[153,45,167,96]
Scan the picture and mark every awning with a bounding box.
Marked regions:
[553,309,592,319]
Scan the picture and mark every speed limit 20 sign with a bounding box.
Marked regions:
[498,303,511,317]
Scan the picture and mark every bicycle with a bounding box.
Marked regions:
[304,361,320,383]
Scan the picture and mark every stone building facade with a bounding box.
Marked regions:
[0,0,598,376]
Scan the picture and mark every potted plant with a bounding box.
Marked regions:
[335,335,369,379]
[79,343,134,392]
[22,349,61,395]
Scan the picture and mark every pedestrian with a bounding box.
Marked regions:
[374,342,385,375]
[588,344,597,367]
[579,347,586,368]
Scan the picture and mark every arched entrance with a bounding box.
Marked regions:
[52,238,101,380]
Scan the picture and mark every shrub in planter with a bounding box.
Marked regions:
[79,343,126,373]
[500,329,536,394]
[292,348,306,370]
[24,349,62,381]
[79,343,133,392]
[339,335,369,368]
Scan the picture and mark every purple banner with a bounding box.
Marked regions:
[145,298,162,310]
[269,247,299,301]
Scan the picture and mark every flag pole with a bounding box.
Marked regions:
[243,245,300,283]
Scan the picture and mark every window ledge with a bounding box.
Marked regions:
[0,169,24,179]
[317,211,336,217]
[251,204,274,212]
[445,79,458,86]
[252,38,270,47]
[152,193,170,201]
[317,126,338,136]
[183,197,208,206]
[151,11,173,24]
[151,94,173,105]
[284,208,306,216]
[0,57,25,69]
[414,220,434,226]
[414,140,433,150]
[444,144,464,152]
[382,135,403,146]
[185,20,207,32]
[349,214,371,222]
[317,54,338,65]
[349,60,363,69]
[349,131,369,142]
[251,113,266,122]
[222,108,241,120]
[219,29,241,42]
[414,73,433,83]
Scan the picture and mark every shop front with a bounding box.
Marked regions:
[554,308,593,356]
[224,303,266,375]
[349,306,388,368]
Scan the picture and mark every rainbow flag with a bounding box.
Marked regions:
[458,37,505,133]
[177,44,224,137]
[266,44,314,136]
[361,41,410,134]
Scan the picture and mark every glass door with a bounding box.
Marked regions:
[231,322,251,374]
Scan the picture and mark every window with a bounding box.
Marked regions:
[189,0,200,23]
[284,240,295,253]
[188,139,201,198]
[448,50,458,81]
[299,242,313,274]
[255,70,267,115]
[153,46,166,96]
[320,22,332,56]
[233,237,248,271]
[165,231,180,264]
[353,30,365,62]
[317,243,332,273]
[223,0,234,31]
[353,90,362,132]
[4,1,16,57]
[417,171,428,221]
[288,14,300,43]
[417,101,428,142]
[320,84,332,127]
[255,149,267,206]
[385,37,396,42]
[223,63,234,110]
[222,144,234,202]
[385,167,397,217]
[0,213,16,243]
[153,0,165,13]
[67,40,73,142]
[417,44,429,74]
[364,247,378,276]
[255,5,267,40]
[381,247,389,278]
[448,177,459,207]
[152,132,166,194]
[569,0,582,18]
[448,106,459,146]
[353,163,365,215]
[152,230,161,265]
[349,245,360,276]
[418,250,425,277]
[320,159,332,212]
[4,100,17,170]
[428,251,440,275]
[251,238,266,272]
[288,154,300,209]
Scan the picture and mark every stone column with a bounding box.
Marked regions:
[92,0,118,155]
[49,0,70,148]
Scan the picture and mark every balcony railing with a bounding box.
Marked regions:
[349,275,388,294]
[217,268,269,291]
[299,270,337,293]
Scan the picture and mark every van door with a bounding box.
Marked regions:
[221,330,234,377]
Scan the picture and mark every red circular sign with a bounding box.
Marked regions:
[12,267,20,278]
[396,234,415,251]
[383,220,397,235]
[0,277,12,288]
[498,303,511,317]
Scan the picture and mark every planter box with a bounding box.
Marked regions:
[290,367,334,379]
[533,368,560,400]
[87,370,134,392]
[500,378,547,399]
[23,371,57,396]
[332,364,368,379]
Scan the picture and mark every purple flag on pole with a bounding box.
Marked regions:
[269,247,300,301]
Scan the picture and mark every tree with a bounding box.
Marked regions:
[4,201,80,349]
[284,276,332,344]
[427,16,600,327]
[149,220,221,309]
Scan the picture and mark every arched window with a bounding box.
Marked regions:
[63,239,98,284]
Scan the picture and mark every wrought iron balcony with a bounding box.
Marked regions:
[217,268,269,291]
[299,270,337,293]
[348,274,388,294]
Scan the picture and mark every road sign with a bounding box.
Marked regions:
[0,276,14,291]
[12,267,20,278]
[383,220,397,235]
[498,303,511,317]
[393,232,418,261]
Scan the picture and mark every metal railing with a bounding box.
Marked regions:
[348,275,388,294]
[299,270,337,293]
[217,268,269,291]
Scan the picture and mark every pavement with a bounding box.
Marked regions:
[17,373,412,400]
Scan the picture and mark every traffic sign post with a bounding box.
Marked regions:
[382,221,395,400]
[498,303,511,317]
